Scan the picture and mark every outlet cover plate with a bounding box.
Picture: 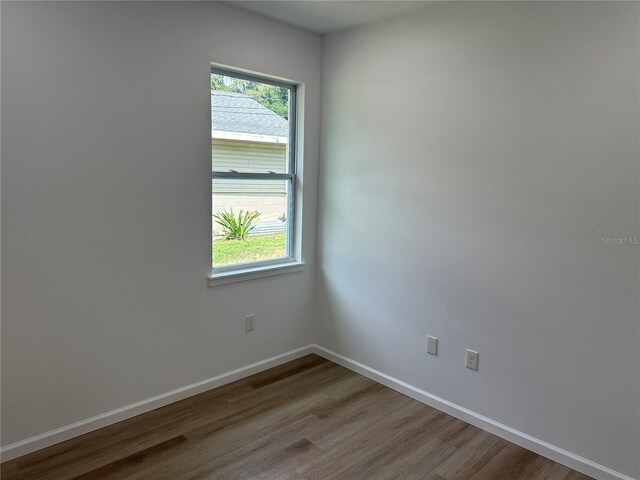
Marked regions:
[245,314,255,332]
[466,349,479,371]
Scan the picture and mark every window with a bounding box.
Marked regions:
[210,66,299,280]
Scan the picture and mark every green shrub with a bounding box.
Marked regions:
[213,208,261,240]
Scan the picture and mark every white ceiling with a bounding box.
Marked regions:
[228,1,432,35]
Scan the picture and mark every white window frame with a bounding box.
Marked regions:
[209,66,304,286]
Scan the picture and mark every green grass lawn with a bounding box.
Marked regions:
[213,233,287,267]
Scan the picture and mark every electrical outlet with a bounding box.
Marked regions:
[245,314,255,332]
[466,349,478,371]
[426,336,438,356]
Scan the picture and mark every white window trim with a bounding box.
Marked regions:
[209,65,303,286]
[208,261,305,287]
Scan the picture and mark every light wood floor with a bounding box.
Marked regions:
[1,355,592,480]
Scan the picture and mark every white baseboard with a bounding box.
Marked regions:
[0,345,315,462]
[311,345,636,480]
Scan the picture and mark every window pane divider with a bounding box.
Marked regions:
[212,171,294,181]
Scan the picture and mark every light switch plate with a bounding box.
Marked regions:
[427,336,438,356]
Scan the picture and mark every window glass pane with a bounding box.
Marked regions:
[212,178,290,267]
[211,73,290,174]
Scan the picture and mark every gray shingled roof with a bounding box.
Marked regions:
[211,90,289,137]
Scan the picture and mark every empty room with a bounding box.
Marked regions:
[1,1,638,479]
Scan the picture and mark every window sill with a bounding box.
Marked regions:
[208,261,306,287]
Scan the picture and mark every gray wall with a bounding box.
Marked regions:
[317,2,639,478]
[1,1,321,445]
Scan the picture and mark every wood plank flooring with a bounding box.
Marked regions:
[0,355,593,480]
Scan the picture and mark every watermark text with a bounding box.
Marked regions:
[602,236,639,245]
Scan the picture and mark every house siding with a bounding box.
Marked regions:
[212,138,287,236]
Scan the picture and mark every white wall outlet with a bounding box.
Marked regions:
[466,349,479,371]
[426,336,438,356]
[245,314,255,332]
